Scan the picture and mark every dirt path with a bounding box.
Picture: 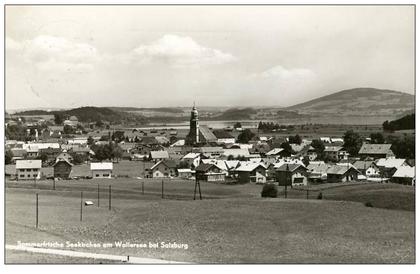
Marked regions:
[5,244,186,264]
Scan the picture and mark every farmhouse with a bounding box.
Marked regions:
[326,165,360,183]
[392,166,415,185]
[235,162,267,184]
[276,164,308,186]
[195,146,224,158]
[222,148,250,159]
[195,163,226,182]
[266,148,288,159]
[213,130,236,144]
[375,158,407,178]
[150,160,177,178]
[53,158,73,179]
[16,160,42,180]
[181,153,201,169]
[358,144,395,159]
[352,160,380,177]
[177,168,194,179]
[307,162,331,182]
[324,146,349,162]
[90,162,113,178]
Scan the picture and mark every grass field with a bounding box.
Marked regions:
[5,179,415,263]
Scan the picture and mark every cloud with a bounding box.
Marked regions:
[7,35,98,72]
[132,34,236,67]
[254,65,316,80]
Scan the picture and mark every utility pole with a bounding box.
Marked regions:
[97,184,100,207]
[80,191,83,222]
[35,193,39,228]
[161,179,164,199]
[108,185,111,210]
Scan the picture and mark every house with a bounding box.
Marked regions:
[150,160,177,178]
[149,150,170,162]
[56,151,73,162]
[25,146,39,159]
[198,125,218,144]
[375,158,408,178]
[177,168,194,179]
[307,162,331,182]
[266,158,304,180]
[53,158,73,179]
[276,164,308,186]
[358,144,395,160]
[213,130,236,144]
[294,145,317,161]
[392,166,415,185]
[201,159,229,175]
[90,162,113,178]
[181,153,201,169]
[326,165,360,183]
[10,148,27,162]
[195,163,226,182]
[235,162,267,184]
[324,146,349,162]
[352,160,380,178]
[16,160,42,180]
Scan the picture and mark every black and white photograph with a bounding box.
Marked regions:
[2,2,416,266]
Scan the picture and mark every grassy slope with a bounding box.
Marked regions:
[5,186,415,263]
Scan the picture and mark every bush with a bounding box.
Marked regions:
[365,202,373,207]
[317,192,323,200]
[261,184,278,198]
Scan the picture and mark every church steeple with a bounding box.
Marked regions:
[187,103,200,145]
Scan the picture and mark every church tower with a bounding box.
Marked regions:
[187,103,200,145]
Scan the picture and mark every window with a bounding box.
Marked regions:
[26,169,31,172]
[27,174,31,177]
[20,175,24,178]
[96,174,99,177]
[103,174,109,177]
[33,174,37,177]
[33,169,38,172]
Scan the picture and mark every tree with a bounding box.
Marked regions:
[5,149,13,165]
[311,139,325,157]
[112,131,125,143]
[280,142,293,157]
[54,113,64,125]
[237,129,256,144]
[70,153,87,165]
[234,122,242,129]
[302,156,310,167]
[63,125,75,135]
[37,152,48,164]
[370,132,385,144]
[343,130,363,156]
[288,134,302,145]
[95,120,104,128]
[386,135,415,159]
[87,136,94,146]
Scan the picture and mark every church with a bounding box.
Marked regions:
[185,104,217,146]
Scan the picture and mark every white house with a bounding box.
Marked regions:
[181,153,201,169]
[150,160,177,178]
[16,160,42,180]
[90,162,113,178]
[235,162,267,184]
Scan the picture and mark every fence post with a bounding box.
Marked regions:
[36,193,39,228]
[284,184,287,199]
[161,180,164,199]
[53,178,56,190]
[80,191,83,222]
[108,185,111,210]
[97,184,100,207]
[306,189,309,199]
[142,181,144,195]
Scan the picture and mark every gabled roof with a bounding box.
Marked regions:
[198,146,224,153]
[326,165,360,175]
[151,159,178,170]
[235,162,266,172]
[199,126,218,142]
[90,162,113,170]
[266,148,285,156]
[307,162,331,173]
[224,160,240,170]
[375,158,406,169]
[182,152,201,159]
[16,160,42,169]
[212,130,234,139]
[276,163,306,172]
[53,158,73,167]
[223,148,250,158]
[352,160,376,170]
[359,144,393,155]
[195,163,221,172]
[150,150,169,159]
[201,159,228,171]
[392,166,415,178]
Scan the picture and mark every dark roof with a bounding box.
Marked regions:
[276,163,306,172]
[195,163,220,172]
[212,130,234,139]
[199,126,217,142]
[353,160,375,170]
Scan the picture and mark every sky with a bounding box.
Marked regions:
[5,5,415,110]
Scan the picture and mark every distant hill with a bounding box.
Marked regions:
[212,108,257,120]
[14,110,52,116]
[287,88,414,118]
[58,107,148,124]
[383,113,415,131]
[110,107,184,113]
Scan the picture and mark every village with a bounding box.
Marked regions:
[5,105,415,188]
